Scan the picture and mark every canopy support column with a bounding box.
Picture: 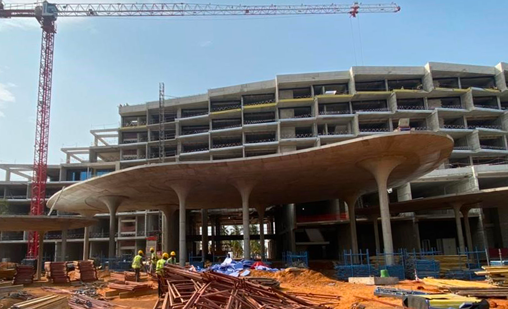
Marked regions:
[452,203,466,253]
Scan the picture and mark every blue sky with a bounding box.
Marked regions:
[0,0,507,167]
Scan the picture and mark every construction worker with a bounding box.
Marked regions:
[156,252,169,298]
[132,250,144,282]
[168,251,177,265]
[150,247,157,274]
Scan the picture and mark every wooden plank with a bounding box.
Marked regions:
[0,284,23,295]
[119,288,157,299]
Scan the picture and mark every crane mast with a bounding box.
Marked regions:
[0,1,400,259]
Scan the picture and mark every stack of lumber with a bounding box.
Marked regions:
[10,294,67,309]
[475,266,508,286]
[0,284,23,296]
[0,262,16,280]
[69,294,116,309]
[108,281,151,292]
[422,278,493,289]
[159,264,334,309]
[422,255,467,276]
[45,262,70,284]
[124,271,136,281]
[13,265,34,285]
[73,260,97,282]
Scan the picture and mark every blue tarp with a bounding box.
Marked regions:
[207,259,279,276]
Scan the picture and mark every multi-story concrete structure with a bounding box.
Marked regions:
[2,61,508,262]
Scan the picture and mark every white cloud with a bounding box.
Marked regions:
[199,40,213,48]
[0,83,16,118]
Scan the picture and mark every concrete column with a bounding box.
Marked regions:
[413,218,422,252]
[370,216,381,254]
[162,207,177,254]
[100,196,125,259]
[36,231,44,281]
[288,203,296,252]
[344,195,359,256]
[461,207,473,252]
[83,226,90,260]
[452,203,466,253]
[359,156,405,265]
[171,182,194,267]
[257,206,266,260]
[234,181,256,260]
[61,229,68,261]
[201,209,208,263]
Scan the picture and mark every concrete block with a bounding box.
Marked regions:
[348,277,399,285]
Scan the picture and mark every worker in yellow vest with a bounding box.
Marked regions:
[132,250,144,282]
[149,247,157,274]
[168,251,177,264]
[156,252,169,298]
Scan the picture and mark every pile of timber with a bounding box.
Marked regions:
[108,281,152,292]
[13,265,34,285]
[124,271,136,282]
[73,260,97,282]
[422,255,467,276]
[0,262,16,280]
[10,294,67,309]
[159,264,335,309]
[475,266,508,286]
[69,294,116,309]
[44,262,70,284]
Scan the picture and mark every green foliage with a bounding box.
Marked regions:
[0,199,8,215]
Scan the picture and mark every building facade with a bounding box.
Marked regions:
[2,61,508,262]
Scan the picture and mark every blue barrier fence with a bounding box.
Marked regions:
[375,250,405,280]
[335,250,374,281]
[283,251,308,267]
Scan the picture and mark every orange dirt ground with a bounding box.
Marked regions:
[2,269,508,309]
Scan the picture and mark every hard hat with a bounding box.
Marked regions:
[163,252,169,259]
[138,250,144,255]
[150,247,155,252]
[170,251,176,256]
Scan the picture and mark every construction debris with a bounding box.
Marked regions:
[0,284,23,296]
[45,262,70,284]
[476,266,508,286]
[10,294,67,309]
[244,277,280,288]
[73,260,98,282]
[422,278,493,289]
[160,264,334,309]
[69,294,116,309]
[0,262,16,280]
[13,266,34,285]
[108,281,152,292]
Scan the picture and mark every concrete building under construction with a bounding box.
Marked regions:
[2,61,508,265]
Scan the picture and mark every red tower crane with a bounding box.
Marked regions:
[0,1,400,259]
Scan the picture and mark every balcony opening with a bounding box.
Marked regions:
[355,80,386,92]
[181,125,209,135]
[358,120,390,133]
[501,101,508,110]
[243,93,275,106]
[149,113,176,124]
[95,169,114,177]
[479,136,506,151]
[121,132,138,144]
[351,100,388,112]
[279,87,312,100]
[212,136,242,149]
[181,108,208,118]
[392,118,427,131]
[387,78,423,90]
[467,117,502,130]
[149,147,177,159]
[66,169,90,181]
[447,157,470,168]
[453,136,470,151]
[279,106,312,119]
[397,98,425,110]
[245,149,277,157]
[212,118,241,130]
[319,103,350,115]
[428,97,462,109]
[441,117,466,130]
[460,76,497,89]
[313,83,349,95]
[151,129,176,141]
[473,96,499,109]
[281,126,313,138]
[122,116,146,127]
[211,100,241,112]
[317,124,326,135]
[213,152,243,160]
[244,111,276,124]
[245,132,276,144]
[325,123,350,135]
[433,77,459,89]
[181,142,209,153]
[472,156,507,166]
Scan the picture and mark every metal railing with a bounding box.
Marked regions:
[319,110,351,115]
[212,123,242,130]
[442,124,466,129]
[180,129,209,135]
[180,111,208,118]
[244,118,276,124]
[280,133,315,139]
[245,137,277,144]
[397,105,425,110]
[212,142,242,149]
[468,124,502,130]
[243,99,275,106]
[211,104,241,112]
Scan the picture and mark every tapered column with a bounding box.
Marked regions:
[171,182,195,266]
[344,195,360,256]
[61,229,68,261]
[257,206,266,260]
[413,217,422,252]
[201,209,208,262]
[83,226,90,260]
[288,203,296,252]
[452,203,466,253]
[100,196,126,259]
[234,180,256,260]
[370,215,381,254]
[36,231,44,280]
[461,207,473,252]
[162,207,177,253]
[359,156,405,265]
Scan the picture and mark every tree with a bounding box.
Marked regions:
[230,225,243,258]
[249,224,262,258]
[0,199,8,215]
